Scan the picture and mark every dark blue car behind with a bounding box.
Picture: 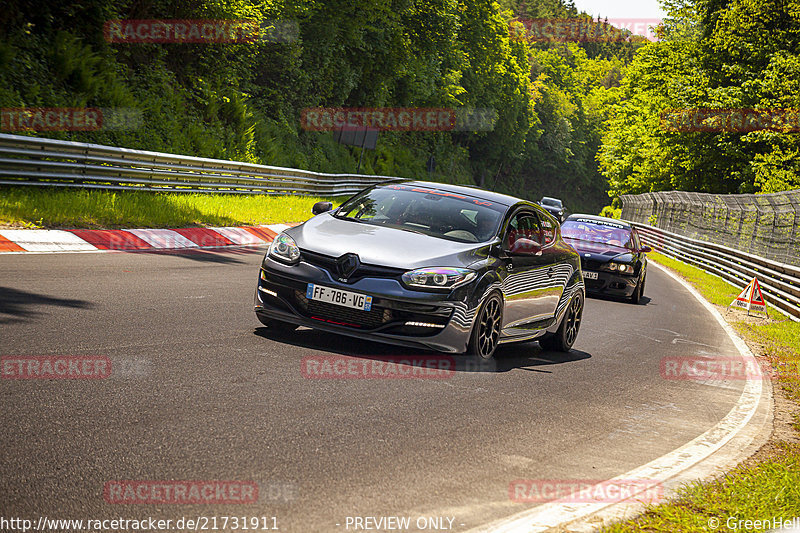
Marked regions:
[561,214,651,304]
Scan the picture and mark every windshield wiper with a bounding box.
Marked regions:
[399,227,427,236]
[378,223,430,237]
[334,215,365,223]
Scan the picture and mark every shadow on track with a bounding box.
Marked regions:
[494,343,592,373]
[0,286,95,324]
[135,246,264,264]
[254,326,592,374]
[587,293,652,306]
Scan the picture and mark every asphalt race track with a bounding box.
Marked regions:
[0,247,753,531]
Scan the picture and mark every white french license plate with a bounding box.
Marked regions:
[306,284,373,311]
[582,270,599,280]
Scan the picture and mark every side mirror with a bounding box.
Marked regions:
[312,201,333,215]
[640,245,652,253]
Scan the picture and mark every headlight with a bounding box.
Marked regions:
[558,210,564,215]
[268,233,300,264]
[401,267,476,290]
[609,262,633,273]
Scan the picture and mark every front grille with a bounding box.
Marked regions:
[301,249,406,283]
[582,258,606,271]
[293,290,392,329]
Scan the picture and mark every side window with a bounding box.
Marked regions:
[505,211,543,249]
[538,212,557,245]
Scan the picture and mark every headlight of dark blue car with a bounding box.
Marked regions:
[401,267,476,290]
[268,233,301,264]
[607,262,634,273]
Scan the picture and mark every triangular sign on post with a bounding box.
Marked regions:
[727,277,768,317]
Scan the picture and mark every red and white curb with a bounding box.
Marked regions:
[0,224,295,253]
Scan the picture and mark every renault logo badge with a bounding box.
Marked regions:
[336,253,360,281]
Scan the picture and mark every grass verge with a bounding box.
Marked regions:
[601,252,800,532]
[0,186,339,229]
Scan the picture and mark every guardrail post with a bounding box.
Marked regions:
[784,190,799,265]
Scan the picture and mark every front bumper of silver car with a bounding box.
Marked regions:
[254,257,476,353]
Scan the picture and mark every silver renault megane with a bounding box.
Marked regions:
[255,180,585,359]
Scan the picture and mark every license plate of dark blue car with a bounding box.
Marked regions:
[307,284,373,311]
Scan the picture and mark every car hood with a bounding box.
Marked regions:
[286,213,490,269]
[564,238,634,264]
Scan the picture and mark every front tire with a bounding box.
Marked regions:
[467,292,503,360]
[540,293,583,352]
[630,275,645,304]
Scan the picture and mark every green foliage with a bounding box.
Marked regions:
[600,0,800,196]
[0,0,640,212]
[599,205,621,218]
[9,0,790,212]
[513,43,627,211]
[0,186,334,228]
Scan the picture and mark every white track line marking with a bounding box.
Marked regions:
[466,261,769,533]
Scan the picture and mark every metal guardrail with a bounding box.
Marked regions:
[621,190,800,267]
[0,133,395,196]
[630,221,800,321]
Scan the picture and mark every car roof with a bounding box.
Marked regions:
[379,180,529,208]
[564,214,632,229]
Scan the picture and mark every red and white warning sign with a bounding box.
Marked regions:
[727,277,768,316]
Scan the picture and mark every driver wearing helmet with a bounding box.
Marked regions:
[474,210,499,242]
